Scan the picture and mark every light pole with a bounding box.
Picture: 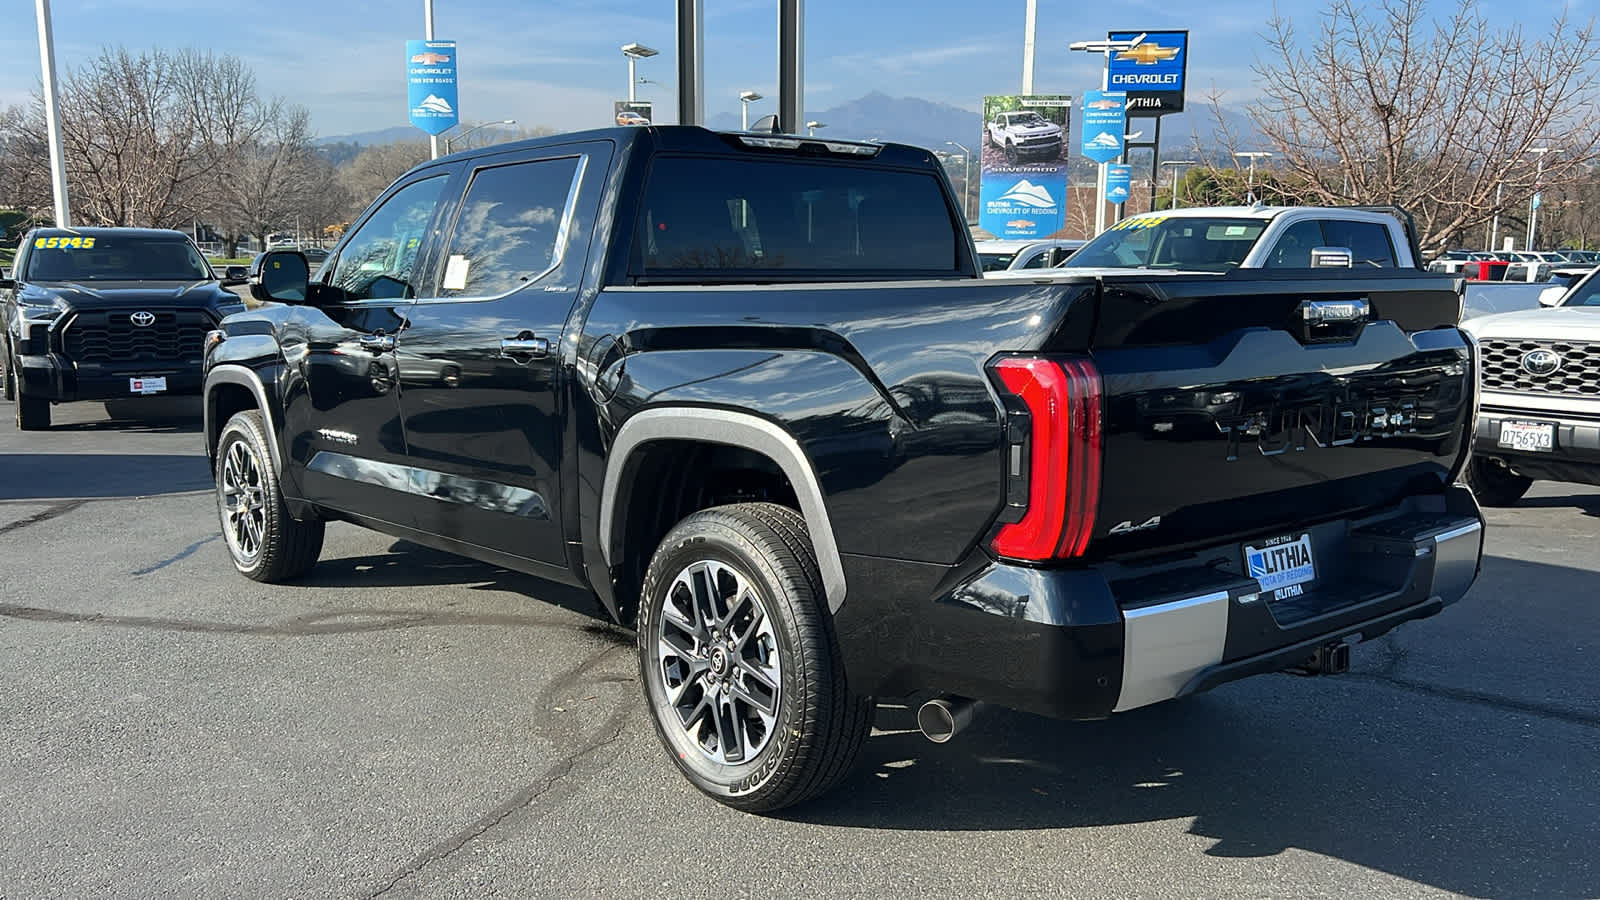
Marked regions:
[1159,159,1197,210]
[739,90,762,130]
[946,141,974,221]
[424,0,439,160]
[1526,147,1554,251]
[1489,180,1505,251]
[1068,33,1144,234]
[621,42,658,104]
[1233,151,1273,203]
[34,0,70,226]
[806,120,826,136]
[445,118,516,154]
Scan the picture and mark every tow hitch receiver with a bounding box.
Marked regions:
[1287,640,1352,676]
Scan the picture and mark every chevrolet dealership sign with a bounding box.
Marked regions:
[1107,31,1188,116]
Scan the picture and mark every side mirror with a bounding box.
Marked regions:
[1310,246,1354,268]
[220,265,249,287]
[0,266,12,289]
[249,250,310,303]
[1538,285,1567,307]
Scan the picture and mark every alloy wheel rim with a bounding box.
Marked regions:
[656,560,782,765]
[220,440,268,562]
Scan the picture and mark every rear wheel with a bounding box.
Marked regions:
[637,502,870,813]
[215,409,324,581]
[1464,455,1533,507]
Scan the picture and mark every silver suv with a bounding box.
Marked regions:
[1461,267,1600,504]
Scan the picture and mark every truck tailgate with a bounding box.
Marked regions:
[1084,271,1472,559]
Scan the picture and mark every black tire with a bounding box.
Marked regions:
[1003,141,1019,165]
[637,502,870,813]
[15,376,49,431]
[1463,455,1533,507]
[215,409,324,581]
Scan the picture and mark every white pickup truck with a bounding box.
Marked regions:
[985,111,1067,164]
[1060,205,1420,272]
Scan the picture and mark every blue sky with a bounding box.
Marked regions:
[1,0,1582,138]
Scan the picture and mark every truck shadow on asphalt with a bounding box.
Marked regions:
[789,683,1596,897]
[1508,492,1600,518]
[0,453,213,500]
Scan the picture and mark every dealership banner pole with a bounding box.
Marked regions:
[1149,116,1161,213]
[1095,59,1109,235]
[424,0,438,159]
[778,0,804,134]
[35,0,70,226]
[1021,0,1037,95]
[678,0,705,125]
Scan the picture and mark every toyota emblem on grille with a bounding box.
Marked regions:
[1521,348,1563,376]
[130,311,156,328]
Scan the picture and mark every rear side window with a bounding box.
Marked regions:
[1263,220,1325,268]
[634,156,960,279]
[442,156,582,297]
[1321,220,1397,267]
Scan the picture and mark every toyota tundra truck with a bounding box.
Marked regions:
[1,228,248,429]
[202,125,1484,812]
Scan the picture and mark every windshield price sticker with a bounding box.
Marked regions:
[34,236,97,249]
[1109,216,1168,232]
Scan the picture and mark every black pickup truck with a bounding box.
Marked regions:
[202,126,1484,812]
[1,228,248,429]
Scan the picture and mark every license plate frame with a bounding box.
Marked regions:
[1244,533,1317,593]
[1497,420,1555,453]
[129,376,168,395]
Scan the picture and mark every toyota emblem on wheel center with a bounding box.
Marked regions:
[130,311,156,327]
[1520,348,1563,376]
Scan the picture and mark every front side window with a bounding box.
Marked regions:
[329,176,447,301]
[440,157,580,297]
[1263,220,1326,268]
[24,235,211,282]
[635,155,960,279]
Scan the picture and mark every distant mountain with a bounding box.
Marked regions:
[316,125,424,148]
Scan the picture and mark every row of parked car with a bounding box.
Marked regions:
[1428,248,1600,283]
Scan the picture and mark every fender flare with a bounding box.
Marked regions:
[204,364,282,475]
[599,407,848,613]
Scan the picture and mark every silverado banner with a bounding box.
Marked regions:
[978,94,1072,240]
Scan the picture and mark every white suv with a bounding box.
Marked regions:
[985,111,1066,164]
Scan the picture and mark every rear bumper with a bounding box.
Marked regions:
[1473,404,1600,486]
[16,351,205,402]
[840,486,1483,720]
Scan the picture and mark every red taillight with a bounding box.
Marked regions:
[989,356,1103,561]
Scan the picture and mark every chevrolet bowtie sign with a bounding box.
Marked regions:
[1107,30,1188,116]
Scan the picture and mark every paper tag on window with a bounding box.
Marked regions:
[443,254,471,291]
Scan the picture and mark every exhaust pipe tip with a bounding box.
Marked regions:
[917,697,981,743]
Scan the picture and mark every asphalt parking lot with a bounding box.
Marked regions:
[2,398,1597,899]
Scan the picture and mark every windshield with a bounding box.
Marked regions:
[1062,216,1267,272]
[24,235,212,282]
[1009,113,1047,127]
[1562,275,1600,307]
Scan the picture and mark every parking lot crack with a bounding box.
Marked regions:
[0,500,85,538]
[365,644,633,899]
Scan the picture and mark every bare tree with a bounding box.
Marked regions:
[209,106,331,252]
[1251,0,1600,250]
[10,47,279,229]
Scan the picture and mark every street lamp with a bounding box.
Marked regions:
[1159,159,1198,210]
[1233,151,1273,203]
[444,119,516,154]
[621,42,658,104]
[806,120,826,136]
[739,90,763,130]
[946,141,974,221]
[1526,147,1555,251]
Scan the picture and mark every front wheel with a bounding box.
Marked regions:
[1003,141,1019,165]
[15,364,49,430]
[215,409,324,581]
[1463,455,1533,507]
[2,342,14,402]
[637,502,870,813]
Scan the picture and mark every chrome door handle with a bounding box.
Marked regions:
[358,333,396,354]
[500,334,550,361]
